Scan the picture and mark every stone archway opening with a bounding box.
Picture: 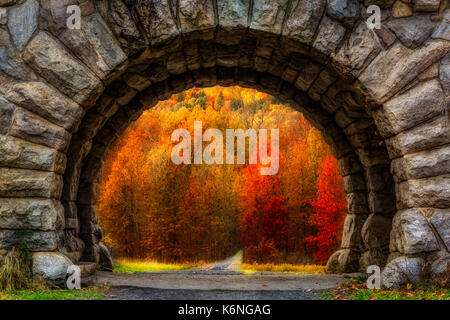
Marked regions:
[0,0,448,289]
[91,85,362,270]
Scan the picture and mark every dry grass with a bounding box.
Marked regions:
[241,263,326,274]
[113,259,197,273]
[0,248,38,291]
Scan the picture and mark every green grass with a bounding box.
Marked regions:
[113,259,196,273]
[347,287,450,300]
[0,287,105,300]
[241,263,326,274]
[329,276,450,300]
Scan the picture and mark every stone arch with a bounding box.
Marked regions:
[0,0,448,288]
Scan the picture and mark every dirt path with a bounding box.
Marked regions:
[199,251,243,271]
[87,254,347,300]
[89,271,346,300]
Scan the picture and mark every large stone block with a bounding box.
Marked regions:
[359,248,388,271]
[396,175,450,209]
[134,0,180,46]
[341,214,364,249]
[414,0,440,12]
[32,252,73,287]
[391,144,450,182]
[373,79,445,138]
[386,116,450,159]
[251,0,289,35]
[359,40,450,103]
[7,0,39,51]
[0,135,66,174]
[0,168,62,198]
[96,0,146,55]
[343,174,366,192]
[368,192,396,216]
[346,192,370,215]
[386,16,436,48]
[362,214,392,249]
[5,81,84,132]
[382,256,425,289]
[0,230,58,251]
[326,248,360,272]
[179,0,215,37]
[326,0,360,28]
[422,208,450,251]
[0,28,36,80]
[390,209,439,254]
[332,21,380,77]
[217,0,249,44]
[312,16,346,57]
[282,0,326,44]
[9,107,71,151]
[0,198,64,231]
[59,13,127,79]
[23,31,103,107]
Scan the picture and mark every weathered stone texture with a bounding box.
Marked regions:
[326,0,360,28]
[359,40,450,103]
[391,144,450,182]
[32,252,73,287]
[0,168,62,198]
[386,16,436,48]
[333,22,380,76]
[397,175,450,209]
[179,0,215,35]
[251,0,289,34]
[386,116,450,159]
[373,80,445,138]
[23,31,103,107]
[0,0,447,286]
[0,198,63,231]
[7,0,39,51]
[0,135,66,174]
[134,0,180,46]
[282,0,326,44]
[390,209,439,254]
[5,82,84,132]
[9,107,71,152]
[341,214,364,249]
[362,214,392,249]
[59,13,127,79]
[312,17,346,57]
[96,0,147,55]
[422,208,450,251]
[0,230,58,251]
[382,256,425,289]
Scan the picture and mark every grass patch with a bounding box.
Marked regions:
[328,276,450,300]
[0,286,105,300]
[114,259,196,273]
[241,263,326,274]
[0,248,35,291]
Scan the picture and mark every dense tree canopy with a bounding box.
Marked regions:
[97,87,347,264]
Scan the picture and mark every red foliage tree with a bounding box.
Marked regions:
[305,156,347,264]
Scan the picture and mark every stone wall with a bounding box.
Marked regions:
[0,0,448,288]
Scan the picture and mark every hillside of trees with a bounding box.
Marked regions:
[97,87,347,265]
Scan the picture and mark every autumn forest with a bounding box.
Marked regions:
[97,87,347,266]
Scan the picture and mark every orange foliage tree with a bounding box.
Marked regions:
[97,86,347,264]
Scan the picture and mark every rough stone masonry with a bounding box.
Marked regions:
[0,0,448,289]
